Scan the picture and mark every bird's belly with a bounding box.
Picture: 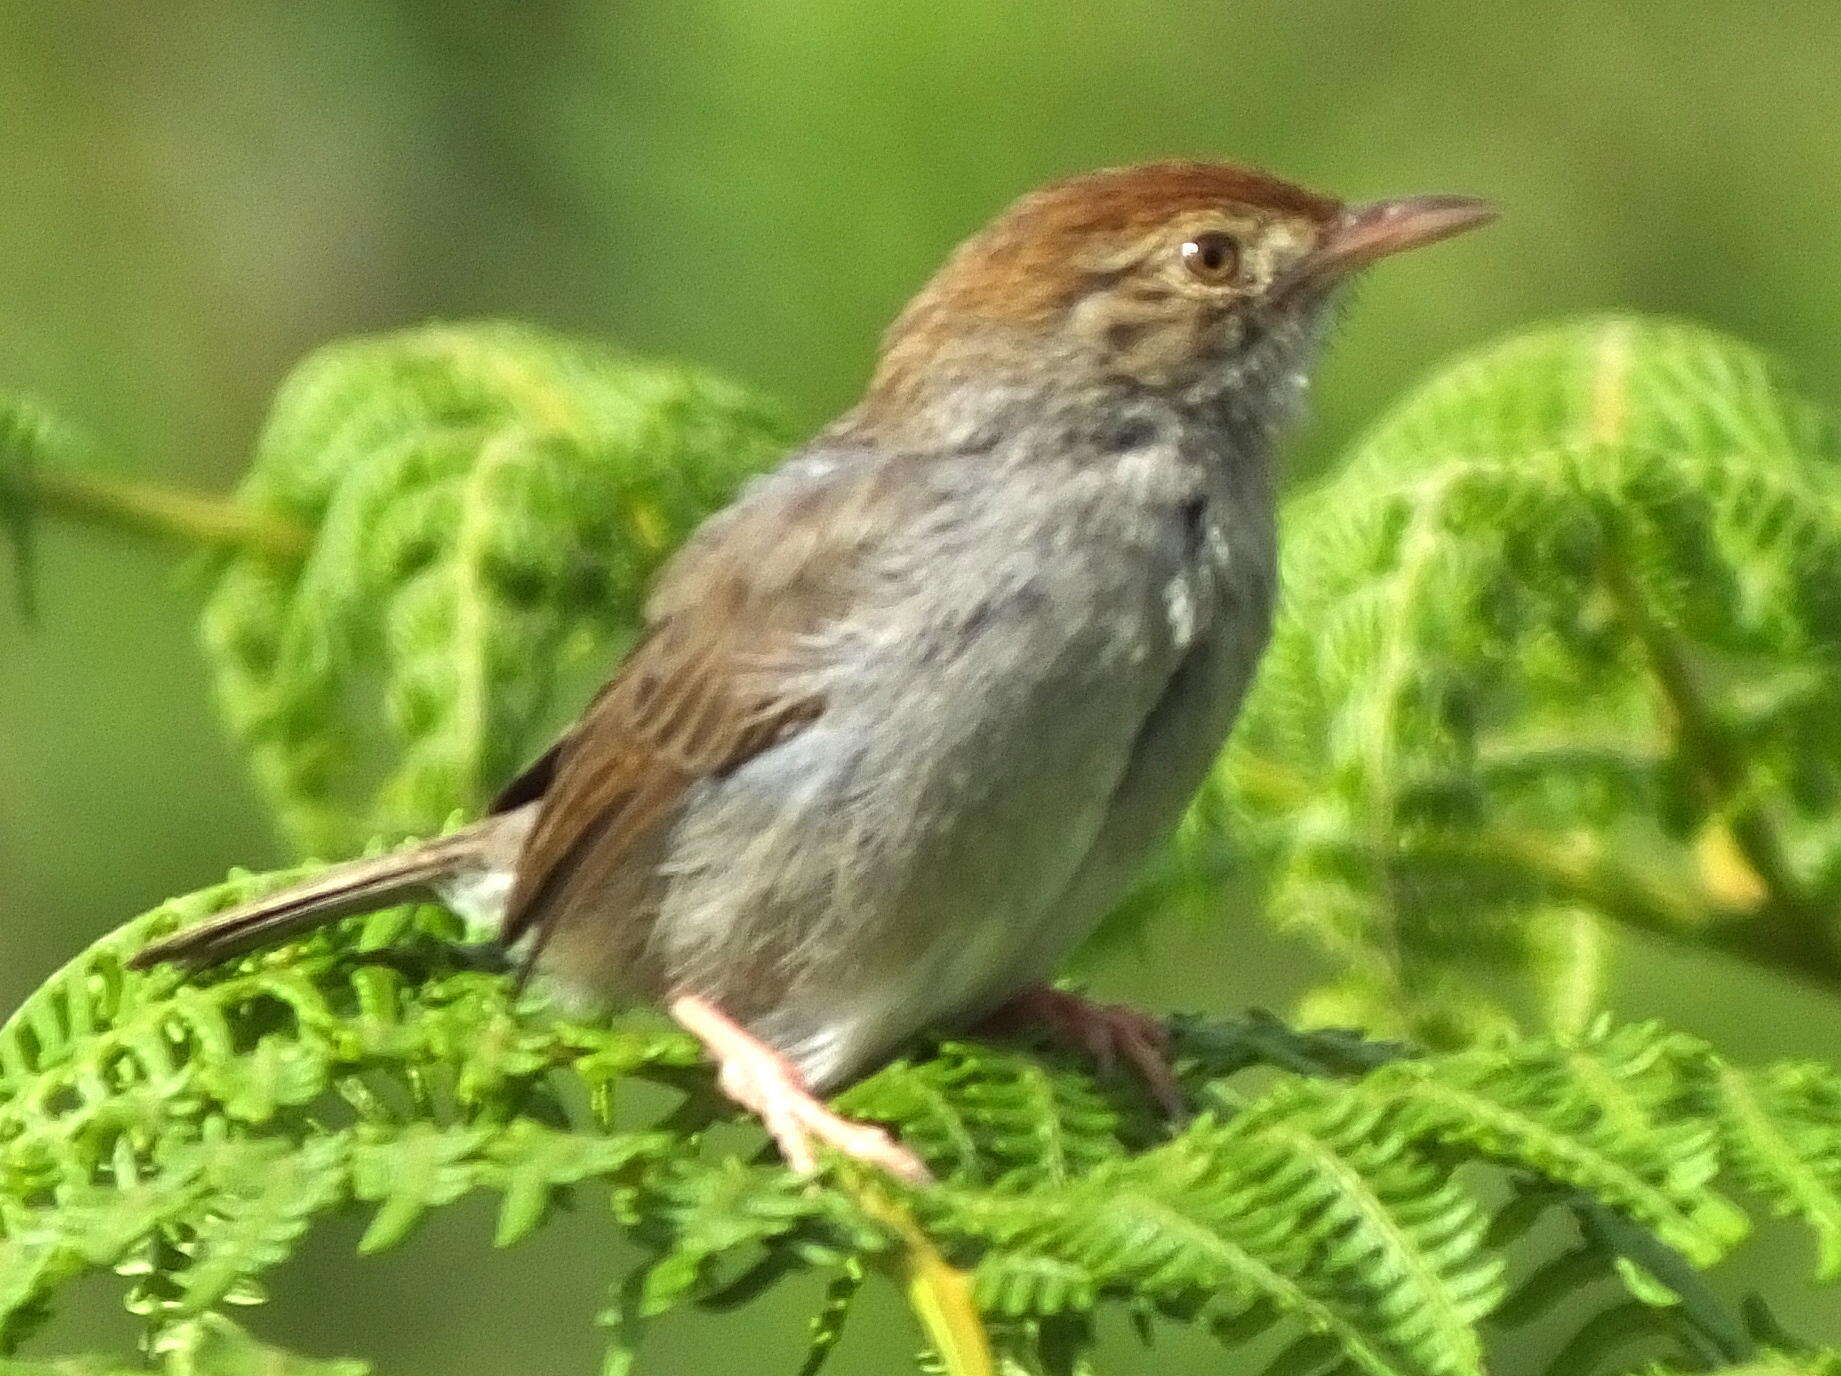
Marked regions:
[659,709,1144,1085]
[647,544,1266,1087]
[649,632,1192,1087]
[1021,609,1270,980]
[530,443,1275,1090]
[816,582,1270,1069]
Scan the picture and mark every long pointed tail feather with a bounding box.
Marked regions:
[130,834,478,970]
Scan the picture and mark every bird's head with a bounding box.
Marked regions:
[858,161,1494,443]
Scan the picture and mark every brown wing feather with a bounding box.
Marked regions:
[501,462,888,953]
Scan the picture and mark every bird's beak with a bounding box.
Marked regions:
[1298,194,1498,285]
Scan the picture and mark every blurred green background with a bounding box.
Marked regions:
[4,2,1840,1371]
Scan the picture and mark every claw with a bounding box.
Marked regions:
[670,995,931,1184]
[978,985,1187,1118]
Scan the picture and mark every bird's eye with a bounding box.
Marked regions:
[1179,231,1242,284]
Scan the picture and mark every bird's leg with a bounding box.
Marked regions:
[668,994,931,1184]
[977,985,1186,1117]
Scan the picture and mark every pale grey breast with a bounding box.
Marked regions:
[645,420,1267,1087]
[1018,444,1276,991]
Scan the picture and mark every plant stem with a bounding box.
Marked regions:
[850,1184,995,1376]
[1434,825,1841,996]
[1232,755,1841,997]
[26,467,308,559]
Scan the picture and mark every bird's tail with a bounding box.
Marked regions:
[130,826,490,970]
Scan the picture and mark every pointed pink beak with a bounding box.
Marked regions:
[1305,194,1497,281]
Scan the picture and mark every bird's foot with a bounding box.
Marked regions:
[669,994,931,1184]
[978,985,1186,1117]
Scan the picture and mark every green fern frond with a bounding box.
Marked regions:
[199,322,792,854]
[4,879,1835,1373]
[1218,316,1841,1041]
[1699,1058,1841,1280]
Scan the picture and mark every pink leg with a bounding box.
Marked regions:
[669,995,931,1184]
[978,985,1187,1117]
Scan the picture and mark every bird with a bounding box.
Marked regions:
[132,161,1494,1182]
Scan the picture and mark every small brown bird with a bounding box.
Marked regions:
[134,161,1493,1181]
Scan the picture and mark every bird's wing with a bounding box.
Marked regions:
[500,457,895,954]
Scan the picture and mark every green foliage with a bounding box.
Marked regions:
[2,880,1838,1375]
[1218,316,1841,1042]
[9,316,1841,1370]
[200,322,791,853]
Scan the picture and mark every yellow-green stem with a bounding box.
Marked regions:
[850,1183,996,1376]
[1233,754,1841,996]
[27,467,308,559]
